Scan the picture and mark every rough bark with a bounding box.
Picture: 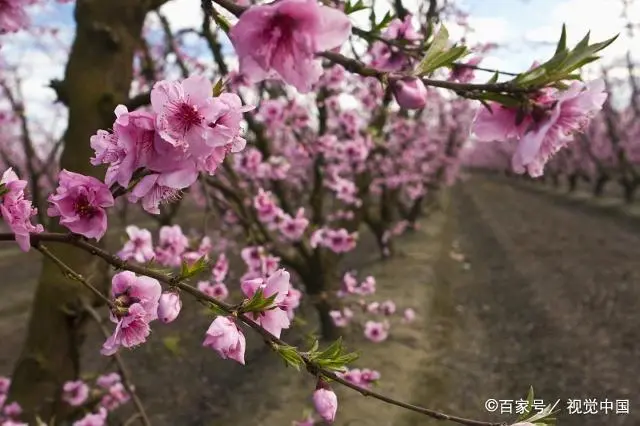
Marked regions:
[8,0,157,421]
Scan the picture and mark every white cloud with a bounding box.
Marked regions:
[524,0,635,65]
[157,0,204,30]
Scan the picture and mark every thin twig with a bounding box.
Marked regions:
[2,231,506,426]
[35,243,114,309]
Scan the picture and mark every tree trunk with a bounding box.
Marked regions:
[623,181,637,204]
[302,254,340,341]
[593,175,608,197]
[8,0,155,421]
[567,174,578,193]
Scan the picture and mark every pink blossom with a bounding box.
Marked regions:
[203,316,246,364]
[154,225,189,266]
[62,380,89,406]
[118,226,155,263]
[403,308,416,323]
[358,276,376,295]
[100,382,130,410]
[127,168,196,215]
[391,77,428,109]
[73,408,108,426]
[0,377,10,393]
[364,320,389,342]
[0,0,34,34]
[380,300,396,315]
[102,272,162,355]
[90,106,155,188]
[279,208,309,240]
[329,309,351,327]
[2,401,21,416]
[449,57,482,83]
[513,79,607,177]
[313,386,338,423]
[0,168,43,251]
[151,75,229,151]
[47,170,114,240]
[281,286,302,320]
[212,253,229,282]
[472,103,530,142]
[241,269,291,338]
[96,373,121,389]
[229,0,352,93]
[253,188,280,223]
[157,292,182,323]
[198,281,230,300]
[366,302,380,314]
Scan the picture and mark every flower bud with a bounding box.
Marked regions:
[391,77,428,109]
[157,292,182,323]
[313,384,338,423]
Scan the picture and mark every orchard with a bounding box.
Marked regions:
[0,0,624,425]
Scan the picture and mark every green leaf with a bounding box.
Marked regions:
[275,344,305,371]
[414,24,450,75]
[516,386,535,421]
[344,0,368,14]
[0,184,7,198]
[555,24,567,55]
[487,71,499,84]
[179,255,209,280]
[241,288,278,313]
[212,78,226,97]
[372,11,395,34]
[206,303,228,316]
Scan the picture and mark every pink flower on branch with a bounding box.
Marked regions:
[47,170,114,240]
[241,269,292,338]
[203,316,246,364]
[229,0,352,93]
[117,225,155,263]
[101,271,162,356]
[313,384,338,423]
[0,168,43,252]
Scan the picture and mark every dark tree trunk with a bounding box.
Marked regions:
[593,175,608,197]
[301,254,340,341]
[567,174,578,193]
[8,0,160,421]
[622,181,637,204]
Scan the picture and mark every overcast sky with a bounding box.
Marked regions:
[1,0,636,136]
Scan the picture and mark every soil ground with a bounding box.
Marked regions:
[1,174,639,426]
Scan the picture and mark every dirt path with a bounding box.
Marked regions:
[403,175,639,426]
[2,176,639,426]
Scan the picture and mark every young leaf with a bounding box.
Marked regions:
[554,24,567,55]
[241,288,278,313]
[517,386,535,421]
[276,344,305,371]
[414,24,449,75]
[179,255,209,280]
[344,0,368,14]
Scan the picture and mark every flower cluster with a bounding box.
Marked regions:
[472,80,607,177]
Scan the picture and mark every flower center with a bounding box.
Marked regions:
[74,194,98,218]
[173,102,202,134]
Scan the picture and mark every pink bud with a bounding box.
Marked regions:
[313,387,338,423]
[157,292,181,323]
[391,77,428,109]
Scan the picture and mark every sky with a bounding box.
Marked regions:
[1,0,638,139]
